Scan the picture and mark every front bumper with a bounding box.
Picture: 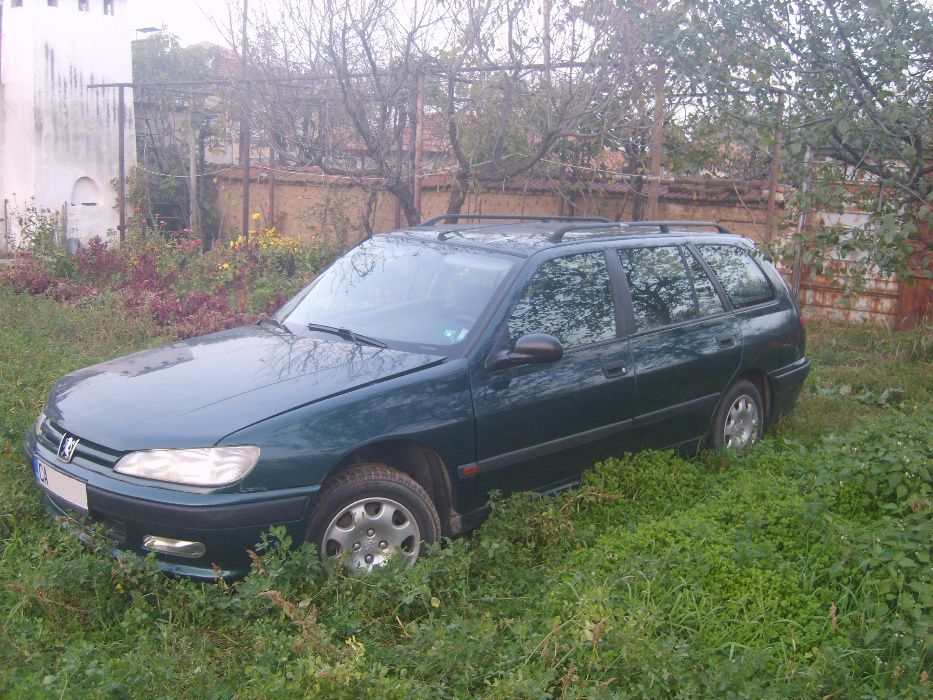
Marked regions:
[25,432,317,580]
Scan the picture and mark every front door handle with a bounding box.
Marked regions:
[602,360,628,379]
[716,334,735,348]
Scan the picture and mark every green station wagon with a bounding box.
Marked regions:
[26,216,809,578]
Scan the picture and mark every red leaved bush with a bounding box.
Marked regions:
[120,251,176,293]
[74,236,123,286]
[1,253,53,295]
[45,279,100,303]
[3,240,261,339]
[1,227,324,339]
[264,292,287,315]
[171,306,261,340]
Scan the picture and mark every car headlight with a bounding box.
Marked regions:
[114,446,261,486]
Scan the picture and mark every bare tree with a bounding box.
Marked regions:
[438,0,641,214]
[235,0,647,224]
[236,0,444,226]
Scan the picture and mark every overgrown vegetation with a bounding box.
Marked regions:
[0,290,929,696]
[0,207,332,339]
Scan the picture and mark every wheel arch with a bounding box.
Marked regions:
[706,370,772,449]
[734,368,773,426]
[323,439,454,534]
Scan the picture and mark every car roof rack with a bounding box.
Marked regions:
[419,213,611,227]
[619,220,733,233]
[547,223,623,242]
[548,219,733,242]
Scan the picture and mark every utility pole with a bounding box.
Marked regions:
[268,147,276,229]
[188,112,200,238]
[646,61,665,221]
[239,0,251,241]
[2,199,9,253]
[117,85,127,243]
[413,69,425,221]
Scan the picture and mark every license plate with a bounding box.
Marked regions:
[34,456,88,511]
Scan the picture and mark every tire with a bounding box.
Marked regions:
[306,464,440,571]
[709,379,764,450]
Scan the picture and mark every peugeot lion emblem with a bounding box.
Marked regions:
[57,434,80,463]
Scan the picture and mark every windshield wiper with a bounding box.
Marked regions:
[257,317,292,334]
[306,323,387,349]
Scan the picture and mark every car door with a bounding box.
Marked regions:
[467,250,636,505]
[615,243,742,448]
[694,243,799,370]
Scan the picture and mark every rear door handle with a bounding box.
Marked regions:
[602,360,628,378]
[716,334,735,348]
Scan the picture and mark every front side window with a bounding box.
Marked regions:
[507,252,616,349]
[282,236,515,350]
[698,245,774,307]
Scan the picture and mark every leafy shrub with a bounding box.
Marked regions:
[1,252,53,294]
[73,236,123,287]
[813,407,932,517]
[1,215,334,340]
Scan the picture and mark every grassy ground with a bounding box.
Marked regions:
[0,289,930,698]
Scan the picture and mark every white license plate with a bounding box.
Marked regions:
[34,456,88,511]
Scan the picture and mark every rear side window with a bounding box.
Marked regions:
[619,246,723,331]
[508,252,615,348]
[698,245,774,307]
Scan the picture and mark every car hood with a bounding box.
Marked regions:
[47,325,445,451]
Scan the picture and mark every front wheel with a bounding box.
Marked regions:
[709,380,764,450]
[306,464,440,571]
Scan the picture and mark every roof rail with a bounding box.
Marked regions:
[419,213,611,227]
[619,220,733,234]
[548,223,622,242]
[547,220,734,243]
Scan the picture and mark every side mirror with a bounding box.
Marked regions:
[485,333,563,371]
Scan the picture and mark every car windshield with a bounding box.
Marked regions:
[280,236,517,351]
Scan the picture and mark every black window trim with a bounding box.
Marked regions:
[676,245,702,318]
[684,243,734,313]
[603,247,631,338]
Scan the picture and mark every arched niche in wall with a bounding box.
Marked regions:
[71,177,102,207]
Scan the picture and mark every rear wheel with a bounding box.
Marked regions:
[710,379,764,450]
[306,464,440,571]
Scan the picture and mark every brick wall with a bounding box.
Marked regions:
[216,172,779,248]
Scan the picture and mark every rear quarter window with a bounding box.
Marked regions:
[697,245,774,308]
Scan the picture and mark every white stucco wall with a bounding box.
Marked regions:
[1,0,135,247]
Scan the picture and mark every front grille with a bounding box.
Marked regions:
[37,420,124,469]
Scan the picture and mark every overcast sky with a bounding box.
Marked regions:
[126,0,232,48]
